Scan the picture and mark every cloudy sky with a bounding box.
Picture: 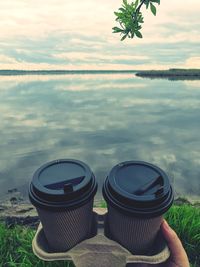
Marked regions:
[0,0,200,70]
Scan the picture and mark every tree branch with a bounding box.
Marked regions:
[136,0,146,14]
[132,0,146,22]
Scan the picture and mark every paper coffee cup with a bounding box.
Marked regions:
[29,159,97,252]
[103,161,173,255]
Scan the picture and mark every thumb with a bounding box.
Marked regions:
[161,220,189,267]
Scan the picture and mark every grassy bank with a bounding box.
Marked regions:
[0,204,199,267]
[165,205,200,266]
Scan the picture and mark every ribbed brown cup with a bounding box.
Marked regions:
[36,199,93,252]
[107,206,162,254]
[103,161,174,255]
[29,159,97,252]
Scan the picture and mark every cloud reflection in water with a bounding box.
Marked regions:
[0,74,200,201]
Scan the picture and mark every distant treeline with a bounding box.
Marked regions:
[136,69,200,80]
[0,70,136,76]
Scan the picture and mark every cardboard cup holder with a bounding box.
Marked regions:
[32,210,170,267]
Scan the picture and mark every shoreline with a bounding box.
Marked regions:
[136,68,200,80]
[0,189,199,228]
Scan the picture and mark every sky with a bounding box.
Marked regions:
[0,0,200,70]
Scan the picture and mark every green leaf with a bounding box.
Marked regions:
[114,11,122,17]
[145,0,150,9]
[123,0,128,7]
[112,0,160,41]
[114,11,124,20]
[112,27,124,33]
[119,8,126,12]
[135,0,139,8]
[121,34,128,41]
[151,0,160,4]
[135,31,143,38]
[150,2,156,15]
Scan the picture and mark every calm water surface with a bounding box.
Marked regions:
[0,73,200,200]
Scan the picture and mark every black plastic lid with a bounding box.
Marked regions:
[29,159,97,211]
[103,161,173,218]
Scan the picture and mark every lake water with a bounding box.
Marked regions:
[0,73,200,201]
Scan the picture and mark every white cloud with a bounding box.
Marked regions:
[185,57,200,68]
[184,81,200,89]
[54,52,149,61]
[0,0,200,69]
[0,55,18,64]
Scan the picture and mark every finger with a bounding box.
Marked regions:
[161,220,189,267]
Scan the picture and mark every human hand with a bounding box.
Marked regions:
[161,220,190,267]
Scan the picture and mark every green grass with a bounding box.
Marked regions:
[0,224,75,267]
[0,204,199,267]
[165,204,200,267]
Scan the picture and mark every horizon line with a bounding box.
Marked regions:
[0,69,139,76]
[0,69,139,71]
